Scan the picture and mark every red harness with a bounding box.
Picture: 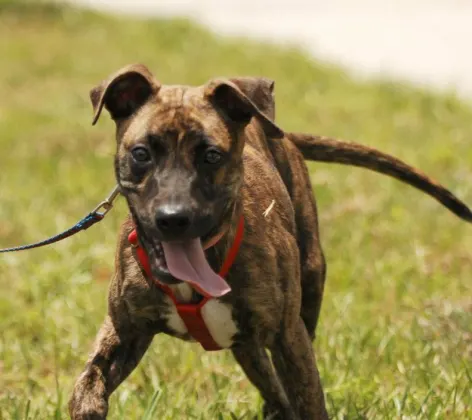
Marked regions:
[127,217,244,351]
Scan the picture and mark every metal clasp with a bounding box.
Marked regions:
[92,185,121,217]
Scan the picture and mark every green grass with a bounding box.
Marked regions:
[0,2,471,419]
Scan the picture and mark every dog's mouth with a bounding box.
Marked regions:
[144,235,231,298]
[146,240,169,275]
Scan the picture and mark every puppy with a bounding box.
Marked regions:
[69,64,472,419]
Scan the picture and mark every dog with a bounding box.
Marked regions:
[69,64,472,419]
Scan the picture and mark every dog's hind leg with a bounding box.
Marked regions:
[299,241,326,341]
[232,345,297,420]
[286,143,327,340]
[69,316,153,419]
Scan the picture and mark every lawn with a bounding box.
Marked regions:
[0,1,471,419]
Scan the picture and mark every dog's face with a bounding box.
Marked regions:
[91,64,282,286]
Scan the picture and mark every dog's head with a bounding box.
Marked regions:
[90,64,283,294]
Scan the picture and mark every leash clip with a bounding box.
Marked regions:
[92,185,120,217]
[0,185,121,253]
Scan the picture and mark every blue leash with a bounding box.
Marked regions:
[0,186,120,253]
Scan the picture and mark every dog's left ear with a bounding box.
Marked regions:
[205,79,284,138]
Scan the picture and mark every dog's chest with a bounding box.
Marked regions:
[163,284,239,349]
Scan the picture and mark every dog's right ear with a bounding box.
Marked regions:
[205,79,283,138]
[90,64,161,125]
[229,77,276,121]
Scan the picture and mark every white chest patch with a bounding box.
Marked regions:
[200,299,239,348]
[163,295,189,336]
[162,284,238,348]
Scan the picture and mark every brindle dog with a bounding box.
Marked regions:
[69,64,472,420]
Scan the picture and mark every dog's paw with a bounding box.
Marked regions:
[69,404,108,420]
[69,392,108,420]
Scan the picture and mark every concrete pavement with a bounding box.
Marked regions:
[69,0,472,99]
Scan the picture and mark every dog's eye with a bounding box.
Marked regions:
[131,146,151,163]
[204,149,223,165]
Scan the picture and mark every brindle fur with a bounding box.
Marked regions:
[69,64,472,420]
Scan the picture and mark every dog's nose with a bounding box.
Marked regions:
[155,205,192,235]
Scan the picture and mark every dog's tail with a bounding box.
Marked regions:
[287,132,472,223]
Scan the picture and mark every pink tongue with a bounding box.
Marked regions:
[161,239,231,297]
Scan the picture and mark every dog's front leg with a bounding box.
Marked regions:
[271,318,328,420]
[69,316,153,420]
[232,345,297,420]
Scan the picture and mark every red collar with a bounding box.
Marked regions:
[127,216,244,351]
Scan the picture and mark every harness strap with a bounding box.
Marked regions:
[128,216,244,351]
[0,186,120,253]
